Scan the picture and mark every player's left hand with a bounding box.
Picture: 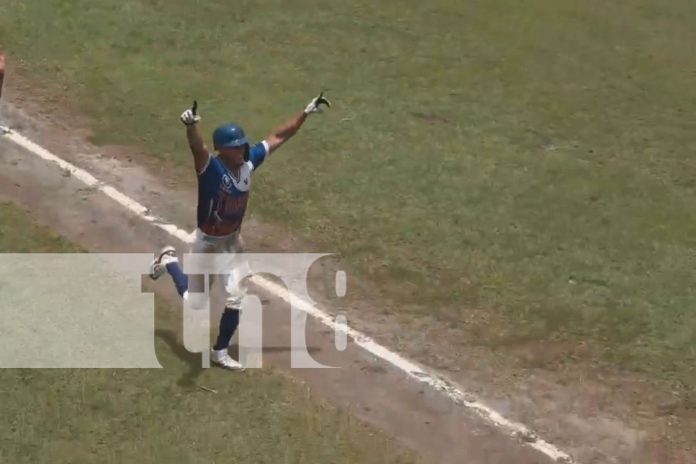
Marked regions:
[304,92,331,114]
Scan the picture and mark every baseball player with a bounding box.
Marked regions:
[149,92,331,371]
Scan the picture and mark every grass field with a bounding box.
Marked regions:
[0,202,416,464]
[1,0,695,389]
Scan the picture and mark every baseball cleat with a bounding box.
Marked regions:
[211,348,245,371]
[149,245,177,280]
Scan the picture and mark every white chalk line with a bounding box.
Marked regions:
[2,128,574,463]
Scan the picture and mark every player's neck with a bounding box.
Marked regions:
[219,155,244,171]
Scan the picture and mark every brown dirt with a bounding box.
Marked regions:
[1,77,695,464]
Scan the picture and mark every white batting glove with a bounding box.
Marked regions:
[180,100,200,126]
[304,92,331,114]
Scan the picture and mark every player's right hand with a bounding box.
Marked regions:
[180,100,200,126]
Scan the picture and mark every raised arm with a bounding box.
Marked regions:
[265,92,331,154]
[180,101,210,175]
[265,111,307,154]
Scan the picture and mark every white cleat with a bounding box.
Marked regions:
[149,245,177,280]
[0,125,10,135]
[211,348,245,371]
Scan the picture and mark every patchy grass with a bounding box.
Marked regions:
[0,202,81,252]
[1,0,696,388]
[0,202,417,464]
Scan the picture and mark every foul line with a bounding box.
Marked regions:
[2,128,574,464]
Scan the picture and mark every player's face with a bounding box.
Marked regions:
[219,146,246,166]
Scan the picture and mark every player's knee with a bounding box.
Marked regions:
[183,291,210,311]
[225,295,243,310]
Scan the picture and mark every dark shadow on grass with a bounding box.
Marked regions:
[155,328,322,387]
[256,346,321,354]
[155,328,205,388]
[227,345,323,362]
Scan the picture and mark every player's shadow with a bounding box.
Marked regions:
[155,328,205,388]
[155,329,321,388]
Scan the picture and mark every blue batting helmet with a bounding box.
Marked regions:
[212,123,249,150]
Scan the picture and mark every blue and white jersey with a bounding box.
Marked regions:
[196,141,269,237]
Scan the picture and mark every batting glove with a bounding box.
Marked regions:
[180,100,200,126]
[304,92,331,114]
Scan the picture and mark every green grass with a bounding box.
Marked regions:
[1,0,696,387]
[0,203,82,252]
[0,202,417,464]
